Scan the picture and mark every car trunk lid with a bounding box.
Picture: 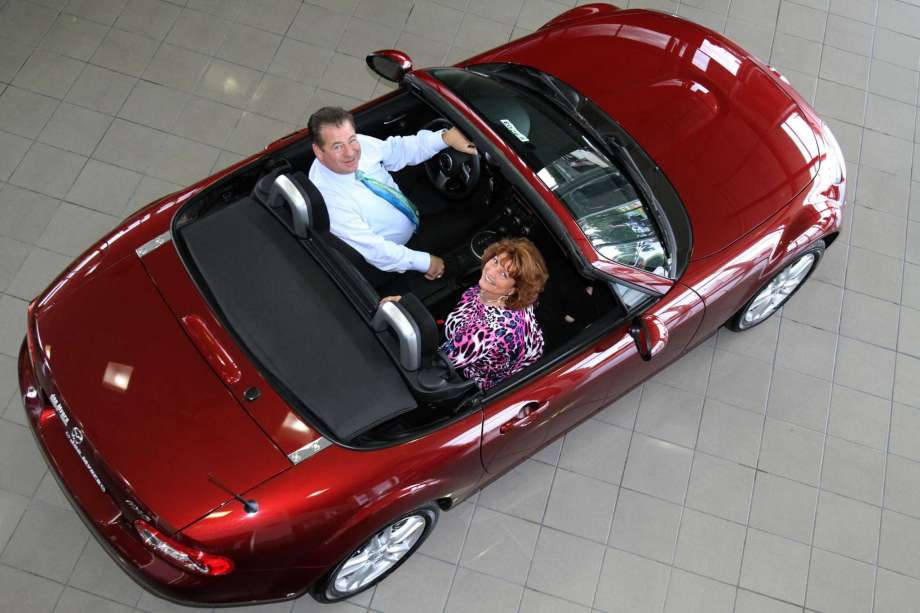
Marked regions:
[33,255,291,531]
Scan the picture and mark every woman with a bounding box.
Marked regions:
[383,238,548,389]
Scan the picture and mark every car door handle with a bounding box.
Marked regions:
[499,401,549,434]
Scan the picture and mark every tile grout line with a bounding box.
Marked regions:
[871,0,919,606]
[798,5,852,607]
[586,380,644,613]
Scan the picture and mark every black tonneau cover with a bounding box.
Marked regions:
[178,197,416,441]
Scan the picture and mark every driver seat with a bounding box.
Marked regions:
[252,168,392,289]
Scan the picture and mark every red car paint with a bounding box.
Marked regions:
[18,6,843,606]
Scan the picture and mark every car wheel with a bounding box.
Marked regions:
[727,240,825,332]
[314,504,439,603]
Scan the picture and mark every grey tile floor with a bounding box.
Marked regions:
[0,0,919,611]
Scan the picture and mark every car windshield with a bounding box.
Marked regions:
[430,67,670,276]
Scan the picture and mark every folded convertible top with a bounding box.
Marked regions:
[177,197,416,441]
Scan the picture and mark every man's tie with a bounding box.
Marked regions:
[355,169,420,229]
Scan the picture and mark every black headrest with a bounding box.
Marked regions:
[289,172,329,233]
[252,170,330,235]
[397,293,439,360]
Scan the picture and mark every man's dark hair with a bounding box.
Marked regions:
[308,106,355,148]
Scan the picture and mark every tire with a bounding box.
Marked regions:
[727,240,825,332]
[313,504,439,603]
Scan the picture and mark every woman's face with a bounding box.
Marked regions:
[479,253,517,297]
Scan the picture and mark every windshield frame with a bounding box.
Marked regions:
[426,63,692,285]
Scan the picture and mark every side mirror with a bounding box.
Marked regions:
[628,314,669,361]
[366,50,413,83]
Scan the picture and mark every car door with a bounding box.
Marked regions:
[480,280,704,475]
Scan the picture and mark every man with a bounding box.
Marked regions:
[307,106,476,282]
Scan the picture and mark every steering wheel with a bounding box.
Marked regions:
[424,119,481,201]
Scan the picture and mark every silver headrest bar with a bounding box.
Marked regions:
[372,301,421,371]
[274,174,310,237]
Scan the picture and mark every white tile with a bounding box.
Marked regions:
[622,433,693,504]
[759,418,824,486]
[594,547,670,613]
[459,505,538,584]
[776,319,837,380]
[895,353,920,409]
[697,398,764,466]
[609,489,681,563]
[828,384,892,449]
[1,500,89,582]
[821,435,885,504]
[37,202,116,257]
[419,500,473,564]
[880,508,920,579]
[835,336,897,399]
[749,472,818,543]
[782,278,843,332]
[685,452,754,523]
[543,469,618,542]
[526,527,605,607]
[114,0,180,40]
[885,453,920,516]
[558,420,630,484]
[635,382,703,446]
[68,539,143,606]
[707,350,771,413]
[9,143,87,200]
[806,548,876,613]
[0,131,31,182]
[66,160,142,216]
[891,402,920,462]
[479,459,554,522]
[369,553,453,613]
[0,488,29,553]
[0,565,63,613]
[674,508,745,584]
[37,103,112,157]
[814,490,881,562]
[6,247,70,301]
[875,568,920,613]
[664,569,734,613]
[840,289,900,349]
[444,568,522,613]
[766,366,831,431]
[519,589,590,613]
[740,528,811,605]
[715,316,779,363]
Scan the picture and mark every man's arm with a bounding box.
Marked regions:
[377,130,448,173]
[377,127,476,172]
[330,204,431,273]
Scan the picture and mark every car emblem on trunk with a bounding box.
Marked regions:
[49,394,69,426]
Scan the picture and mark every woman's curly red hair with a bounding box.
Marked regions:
[481,238,548,310]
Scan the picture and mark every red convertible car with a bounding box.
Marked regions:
[17,4,844,606]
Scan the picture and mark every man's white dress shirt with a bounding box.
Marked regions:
[309,130,447,273]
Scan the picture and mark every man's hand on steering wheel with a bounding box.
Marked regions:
[442,127,477,154]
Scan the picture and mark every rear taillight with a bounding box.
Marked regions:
[134,520,233,576]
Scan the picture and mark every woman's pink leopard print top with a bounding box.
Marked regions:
[440,286,544,389]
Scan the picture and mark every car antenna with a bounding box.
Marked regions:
[207,474,259,514]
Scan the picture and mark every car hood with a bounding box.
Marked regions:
[33,254,291,531]
[473,10,821,259]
